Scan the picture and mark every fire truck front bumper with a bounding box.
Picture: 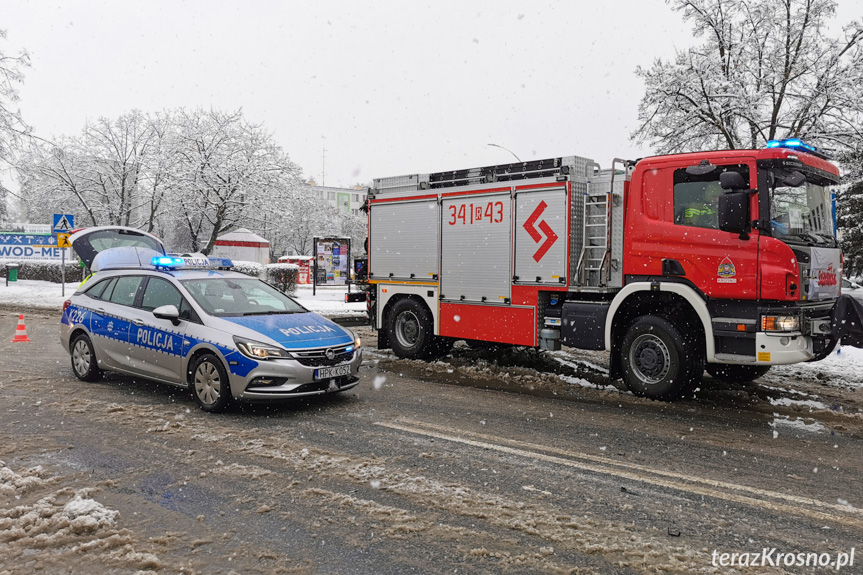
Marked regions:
[753,332,815,365]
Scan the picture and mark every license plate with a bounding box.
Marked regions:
[314,364,352,380]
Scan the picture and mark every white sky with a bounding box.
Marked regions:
[3,1,859,188]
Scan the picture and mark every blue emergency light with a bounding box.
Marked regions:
[152,256,185,269]
[150,255,234,270]
[765,139,830,159]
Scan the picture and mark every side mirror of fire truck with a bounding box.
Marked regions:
[718,191,752,240]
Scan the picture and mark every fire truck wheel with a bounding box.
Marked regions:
[620,316,703,400]
[705,364,771,383]
[388,298,436,360]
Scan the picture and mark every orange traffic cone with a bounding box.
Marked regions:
[12,314,31,343]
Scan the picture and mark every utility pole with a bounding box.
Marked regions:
[322,147,327,186]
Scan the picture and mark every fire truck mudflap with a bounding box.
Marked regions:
[832,295,863,348]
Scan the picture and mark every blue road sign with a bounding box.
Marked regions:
[53,214,75,234]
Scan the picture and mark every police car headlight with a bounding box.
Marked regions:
[233,337,292,360]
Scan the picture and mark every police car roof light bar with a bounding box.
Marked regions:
[152,256,185,270]
[150,255,235,271]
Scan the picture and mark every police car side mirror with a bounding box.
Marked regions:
[718,190,751,240]
[153,304,181,325]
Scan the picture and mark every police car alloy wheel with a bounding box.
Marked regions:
[191,354,231,412]
[71,333,101,382]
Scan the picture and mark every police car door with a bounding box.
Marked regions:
[124,276,189,384]
[86,275,139,372]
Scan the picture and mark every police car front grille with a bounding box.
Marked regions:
[292,345,354,367]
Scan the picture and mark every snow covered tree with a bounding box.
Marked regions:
[838,182,863,278]
[1,29,31,223]
[270,185,341,257]
[0,29,30,167]
[170,108,302,255]
[632,0,863,155]
[16,111,169,228]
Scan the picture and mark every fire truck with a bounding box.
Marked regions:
[358,140,855,400]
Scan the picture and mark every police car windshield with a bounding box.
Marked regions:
[181,278,306,317]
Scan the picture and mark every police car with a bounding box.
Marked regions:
[60,226,362,412]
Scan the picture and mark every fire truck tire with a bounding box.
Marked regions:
[705,364,771,383]
[620,316,703,400]
[388,298,436,360]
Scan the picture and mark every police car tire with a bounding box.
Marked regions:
[388,298,435,360]
[190,354,231,412]
[620,316,703,401]
[706,364,770,383]
[71,333,101,382]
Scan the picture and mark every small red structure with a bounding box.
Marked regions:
[277,255,313,284]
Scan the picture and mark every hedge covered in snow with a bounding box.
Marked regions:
[264,263,300,294]
[174,260,300,294]
[230,260,265,278]
[1,259,86,283]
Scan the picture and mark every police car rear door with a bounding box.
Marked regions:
[91,274,146,372]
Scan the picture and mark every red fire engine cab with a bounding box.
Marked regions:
[362,140,850,400]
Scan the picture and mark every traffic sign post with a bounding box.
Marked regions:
[54,215,74,297]
[61,234,65,297]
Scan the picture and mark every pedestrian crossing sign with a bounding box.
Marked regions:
[53,213,75,233]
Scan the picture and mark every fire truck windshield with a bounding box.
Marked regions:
[766,168,836,245]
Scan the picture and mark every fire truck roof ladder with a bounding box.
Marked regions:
[428,157,567,189]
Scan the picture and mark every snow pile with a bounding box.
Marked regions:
[0,460,163,574]
[0,461,51,496]
[62,493,120,533]
[770,345,863,390]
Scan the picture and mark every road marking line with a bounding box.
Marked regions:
[376,419,863,529]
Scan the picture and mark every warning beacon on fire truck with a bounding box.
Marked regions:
[357,140,862,400]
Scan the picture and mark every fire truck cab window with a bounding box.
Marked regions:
[674,164,749,229]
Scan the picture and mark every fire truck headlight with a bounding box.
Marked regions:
[761,315,800,332]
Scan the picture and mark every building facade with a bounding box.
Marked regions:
[305,183,367,216]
